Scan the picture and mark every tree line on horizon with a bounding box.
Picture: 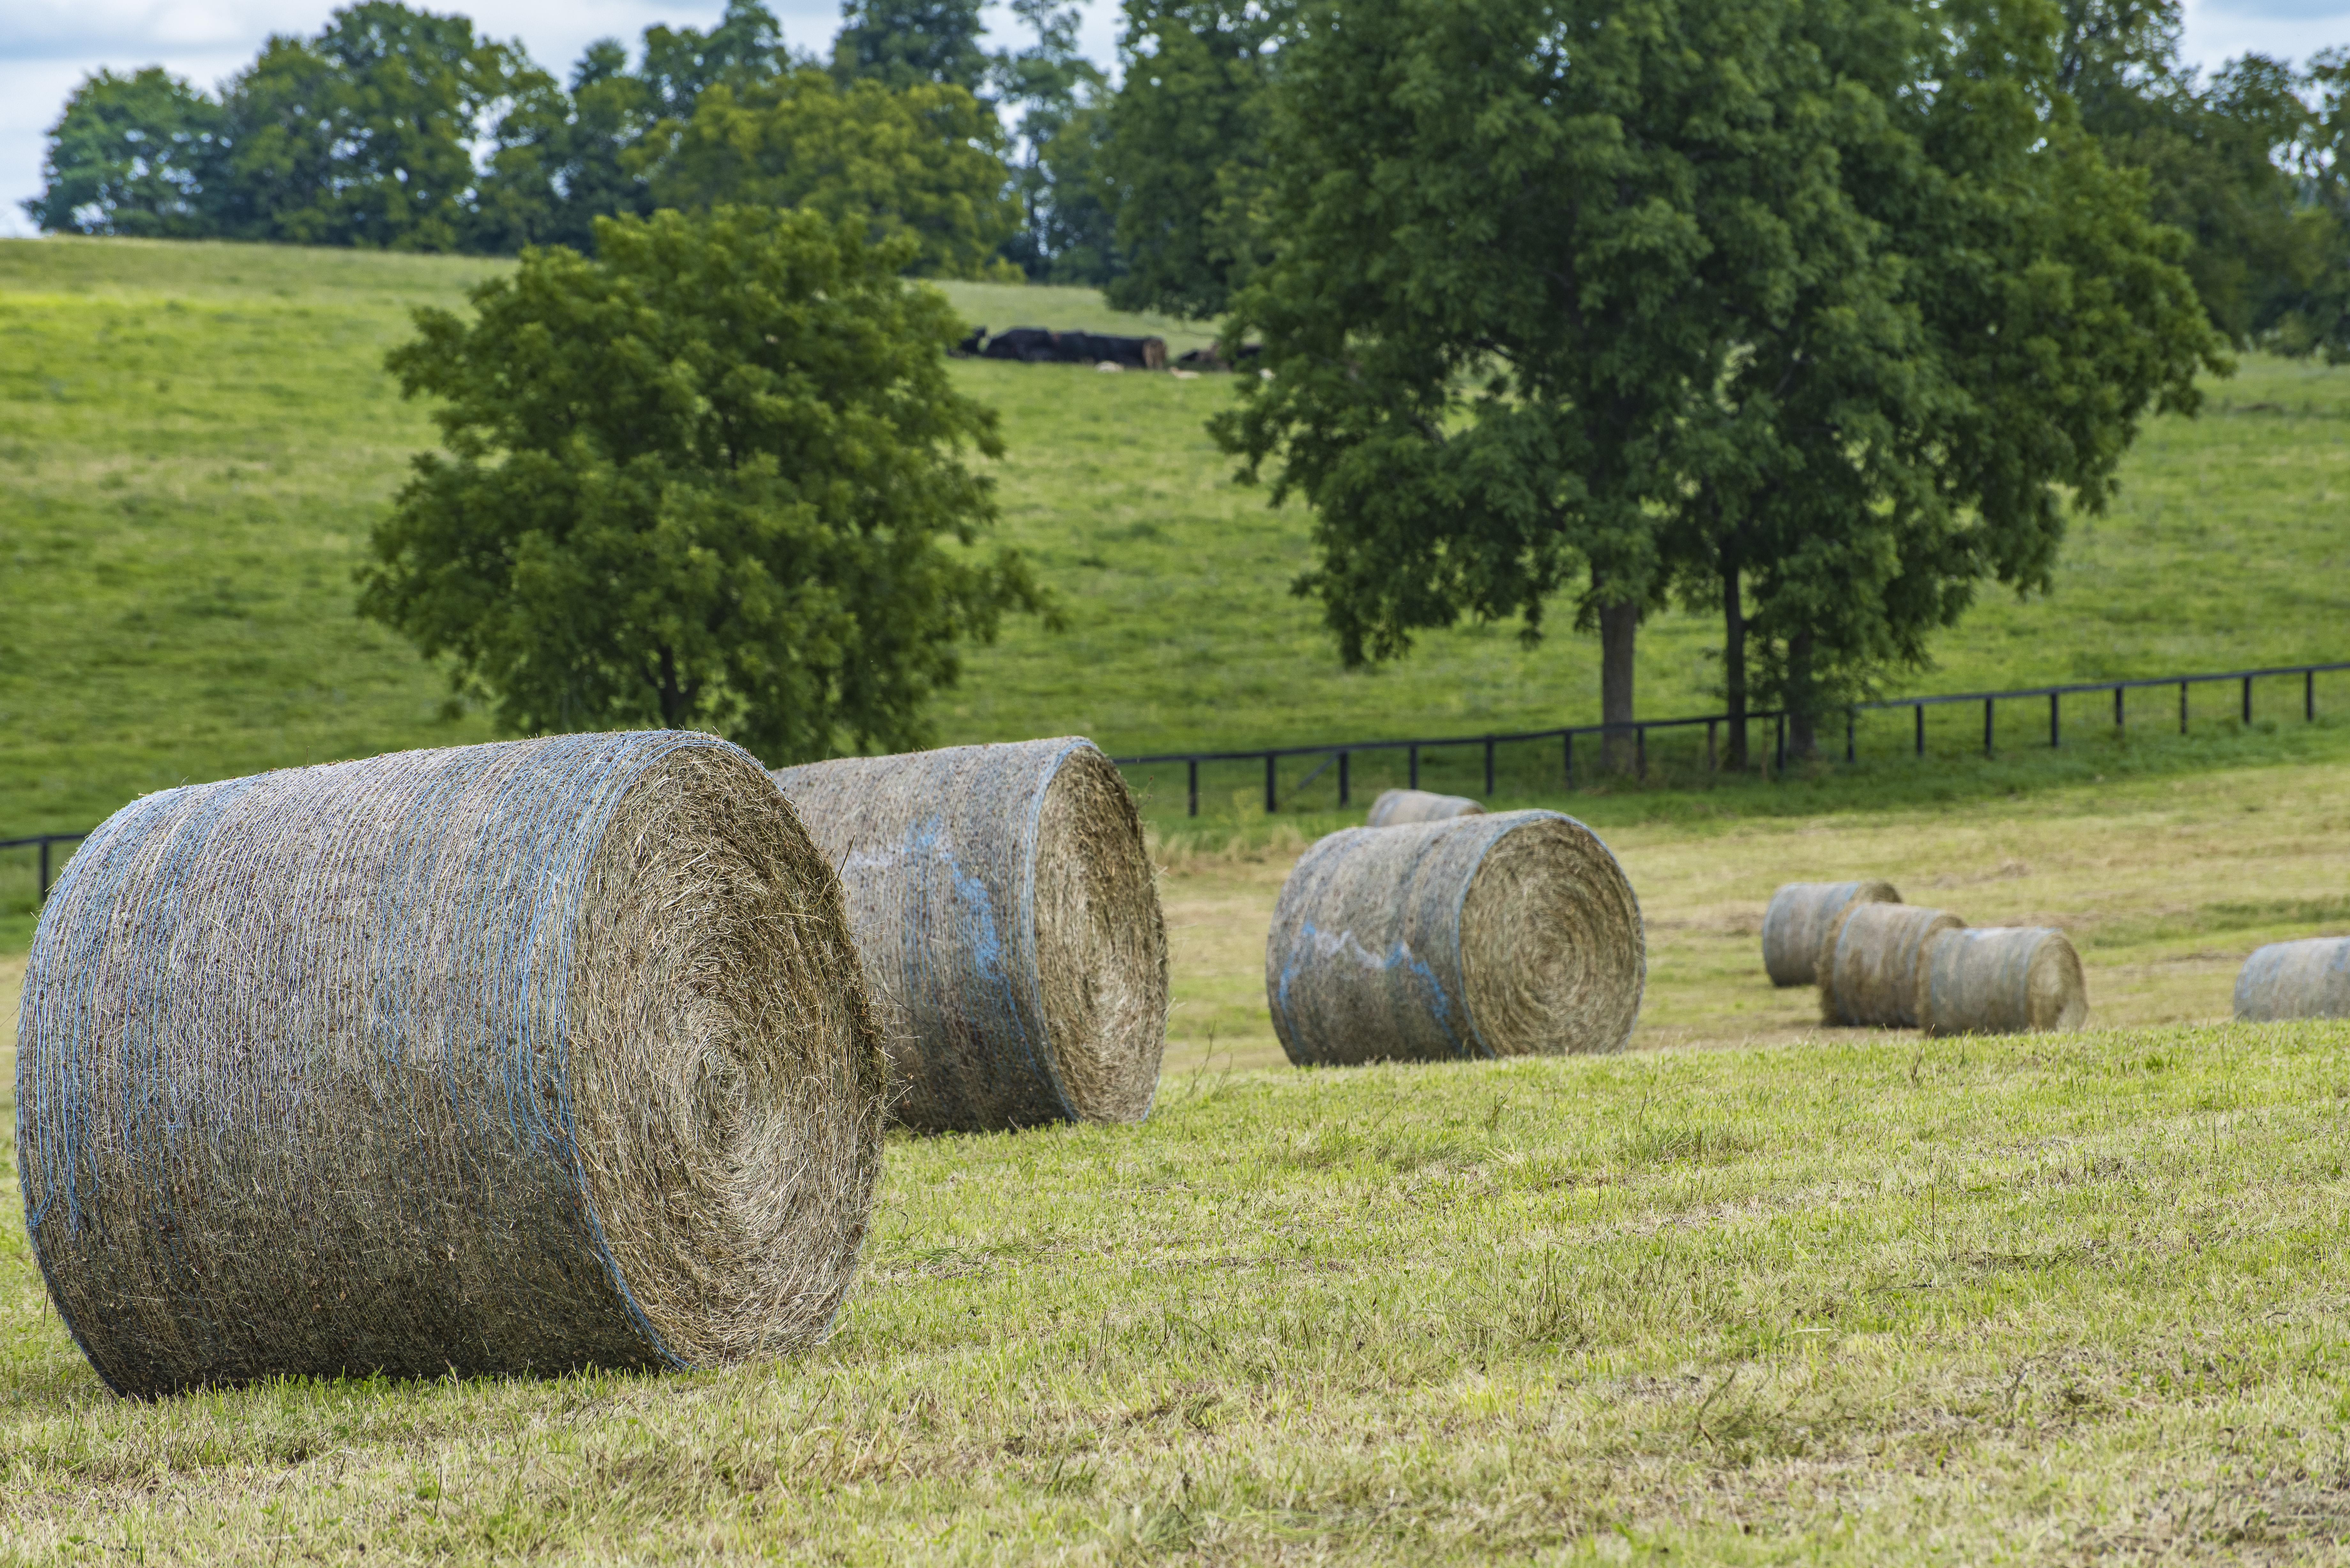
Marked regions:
[20,0,2350,359]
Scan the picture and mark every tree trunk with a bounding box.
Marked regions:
[656,646,691,730]
[1786,628,1818,761]
[1722,559,1747,772]
[1600,597,1638,773]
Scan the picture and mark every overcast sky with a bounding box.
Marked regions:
[0,0,2337,240]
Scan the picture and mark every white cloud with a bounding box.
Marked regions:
[2180,0,2350,70]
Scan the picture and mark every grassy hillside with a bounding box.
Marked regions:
[1,236,2344,849]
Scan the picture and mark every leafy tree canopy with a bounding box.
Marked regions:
[1214,0,2223,762]
[20,68,226,237]
[1100,0,1291,319]
[831,0,994,95]
[649,71,1020,278]
[361,206,1046,759]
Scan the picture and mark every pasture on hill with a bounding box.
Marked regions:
[0,237,2346,867]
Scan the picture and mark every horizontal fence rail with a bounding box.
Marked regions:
[1113,659,2350,816]
[7,663,2344,892]
[1,832,90,906]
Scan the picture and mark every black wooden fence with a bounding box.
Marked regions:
[1113,658,2350,816]
[2,831,89,905]
[5,661,2343,900]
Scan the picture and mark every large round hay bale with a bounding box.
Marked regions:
[1366,788,1487,827]
[2234,938,2350,1021]
[771,737,1166,1134]
[15,733,884,1398]
[1266,810,1644,1065]
[1917,926,2088,1035]
[1817,901,1964,1028]
[1760,879,1900,987]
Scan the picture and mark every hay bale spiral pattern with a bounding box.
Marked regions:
[15,733,885,1397]
[2234,938,2350,1021]
[1266,810,1644,1065]
[1365,789,1487,827]
[1917,926,2088,1036]
[772,738,1166,1133]
[1818,901,1964,1028]
[1760,880,1900,988]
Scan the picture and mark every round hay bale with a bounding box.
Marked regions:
[1266,810,1644,1065]
[1366,788,1487,827]
[1760,879,1901,987]
[771,737,1166,1133]
[2234,938,2350,1021]
[1817,901,1964,1028]
[1917,926,2088,1036]
[15,733,885,1398]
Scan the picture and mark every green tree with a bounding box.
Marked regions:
[213,2,530,250]
[20,68,228,237]
[1100,0,1291,317]
[649,71,1019,277]
[994,0,1121,283]
[642,0,797,117]
[360,207,1044,757]
[1214,0,2222,771]
[831,0,993,94]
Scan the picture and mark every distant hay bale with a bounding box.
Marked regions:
[1760,879,1900,987]
[1366,788,1487,827]
[2233,938,2350,1021]
[1817,901,1964,1028]
[1918,927,2088,1036]
[1266,810,1644,1065]
[15,734,885,1398]
[772,738,1166,1133]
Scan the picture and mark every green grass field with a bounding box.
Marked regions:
[1,236,2345,860]
[8,237,2350,1561]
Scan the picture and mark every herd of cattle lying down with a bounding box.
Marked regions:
[952,326,1263,372]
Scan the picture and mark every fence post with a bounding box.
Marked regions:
[2243,675,2253,725]
[1775,714,1786,777]
[1265,755,1277,814]
[1915,704,1925,757]
[1409,743,1420,791]
[1983,697,1994,757]
[1846,712,1855,764]
[1187,759,1198,818]
[1563,731,1573,789]
[1635,726,1646,780]
[2309,668,2317,722]
[1706,719,1717,772]
[39,839,51,903]
[1484,736,1496,797]
[1338,750,1350,807]
[2049,691,2059,748]
[2114,685,2124,729]
[2180,681,2188,735]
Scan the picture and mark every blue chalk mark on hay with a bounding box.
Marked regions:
[1273,921,1467,1059]
[15,729,742,1379]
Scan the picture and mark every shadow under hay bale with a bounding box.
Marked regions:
[1918,927,2088,1035]
[2234,938,2350,1020]
[1365,788,1487,827]
[772,738,1166,1134]
[1266,810,1644,1065]
[1818,901,1964,1028]
[15,733,885,1398]
[1761,879,1900,987]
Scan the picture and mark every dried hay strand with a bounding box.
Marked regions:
[2233,938,2350,1021]
[15,733,885,1398]
[1760,879,1900,987]
[1266,810,1644,1065]
[1817,901,1964,1028]
[772,737,1166,1133]
[1366,789,1487,827]
[1917,926,2088,1036]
